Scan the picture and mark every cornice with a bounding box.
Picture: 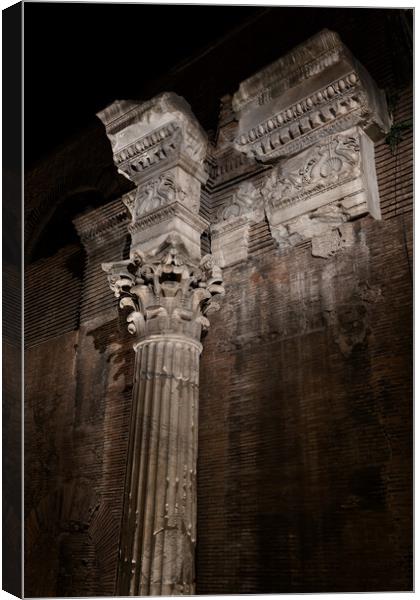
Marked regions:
[232,29,390,164]
[233,72,365,160]
[233,29,344,113]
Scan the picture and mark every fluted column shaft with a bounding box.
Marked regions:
[118,335,201,596]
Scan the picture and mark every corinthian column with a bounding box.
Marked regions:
[104,243,223,595]
[97,93,224,595]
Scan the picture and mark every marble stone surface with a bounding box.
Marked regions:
[232,29,390,163]
[97,92,209,259]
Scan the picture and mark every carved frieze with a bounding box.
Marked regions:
[261,125,380,253]
[123,173,186,219]
[232,29,390,163]
[262,130,360,207]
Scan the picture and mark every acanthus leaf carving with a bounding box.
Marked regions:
[102,236,225,342]
[102,260,135,298]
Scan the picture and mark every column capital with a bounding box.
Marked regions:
[102,235,225,345]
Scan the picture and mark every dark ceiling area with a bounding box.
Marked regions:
[24,4,412,170]
[24,3,264,167]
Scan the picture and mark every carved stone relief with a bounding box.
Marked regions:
[232,29,390,163]
[97,92,209,260]
[123,174,185,219]
[211,181,264,268]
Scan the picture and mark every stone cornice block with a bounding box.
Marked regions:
[232,29,391,163]
[97,92,208,184]
[98,93,211,262]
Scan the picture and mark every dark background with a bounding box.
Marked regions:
[24,4,412,168]
[24,3,262,166]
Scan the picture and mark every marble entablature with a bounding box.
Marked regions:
[210,29,390,264]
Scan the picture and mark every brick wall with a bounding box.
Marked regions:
[24,315,136,596]
[197,214,412,593]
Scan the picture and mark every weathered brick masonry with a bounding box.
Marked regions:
[198,214,412,593]
[24,8,412,596]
